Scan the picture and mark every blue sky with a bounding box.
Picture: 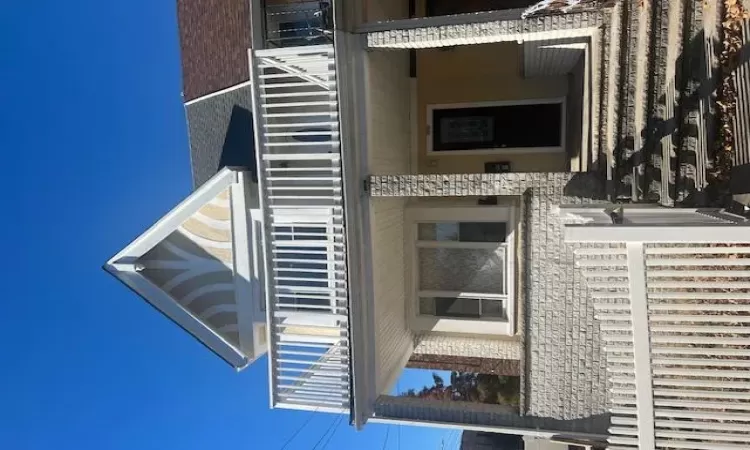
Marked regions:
[0,1,458,449]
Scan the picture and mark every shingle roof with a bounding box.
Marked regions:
[177,0,252,101]
[185,85,256,188]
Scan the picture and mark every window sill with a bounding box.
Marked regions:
[411,315,515,336]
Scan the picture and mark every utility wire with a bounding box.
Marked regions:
[315,413,346,450]
[396,379,402,450]
[448,429,461,449]
[381,424,391,450]
[279,410,317,450]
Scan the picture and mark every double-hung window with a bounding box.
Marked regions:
[407,205,517,336]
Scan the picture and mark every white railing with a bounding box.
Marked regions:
[250,44,350,412]
[571,240,750,450]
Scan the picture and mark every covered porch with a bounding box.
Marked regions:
[364,172,611,434]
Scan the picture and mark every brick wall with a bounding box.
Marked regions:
[177,0,251,101]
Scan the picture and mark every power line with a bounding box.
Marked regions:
[316,414,345,450]
[447,429,461,449]
[279,411,317,450]
[381,424,391,450]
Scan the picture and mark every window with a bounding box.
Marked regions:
[428,100,564,154]
[419,297,507,320]
[407,206,517,335]
[265,1,333,48]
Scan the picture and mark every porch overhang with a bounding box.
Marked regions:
[361,9,603,50]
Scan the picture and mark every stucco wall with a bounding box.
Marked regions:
[366,50,415,394]
[416,43,569,174]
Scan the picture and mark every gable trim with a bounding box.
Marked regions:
[105,167,252,370]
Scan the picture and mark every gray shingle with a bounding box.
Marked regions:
[185,85,256,189]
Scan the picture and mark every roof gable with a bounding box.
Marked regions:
[105,168,265,369]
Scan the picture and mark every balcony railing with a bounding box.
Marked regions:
[264,0,334,48]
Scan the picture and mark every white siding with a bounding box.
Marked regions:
[367,50,415,394]
[523,38,585,78]
[413,334,521,361]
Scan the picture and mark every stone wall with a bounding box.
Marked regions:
[407,354,521,376]
[366,11,605,49]
[374,396,610,435]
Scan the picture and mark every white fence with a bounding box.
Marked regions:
[565,208,750,450]
[250,44,350,413]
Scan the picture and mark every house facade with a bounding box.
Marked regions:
[105,1,750,449]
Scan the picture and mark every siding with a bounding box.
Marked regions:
[523,38,585,77]
[366,50,415,394]
[566,53,586,172]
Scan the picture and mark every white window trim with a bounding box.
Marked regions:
[426,97,566,156]
[405,205,517,336]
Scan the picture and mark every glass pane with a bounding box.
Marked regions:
[481,299,506,319]
[418,247,505,294]
[439,116,494,144]
[419,297,436,316]
[418,222,506,243]
[434,297,480,318]
[418,223,459,241]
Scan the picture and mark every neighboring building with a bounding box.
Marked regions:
[105,1,750,449]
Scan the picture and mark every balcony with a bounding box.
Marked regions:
[263,0,334,48]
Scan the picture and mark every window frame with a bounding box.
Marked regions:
[405,205,517,336]
[426,98,566,156]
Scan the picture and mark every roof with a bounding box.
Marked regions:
[185,84,257,189]
[104,168,264,369]
[176,0,252,101]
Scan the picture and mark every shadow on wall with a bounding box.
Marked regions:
[220,105,258,182]
[562,172,607,199]
[612,6,750,206]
